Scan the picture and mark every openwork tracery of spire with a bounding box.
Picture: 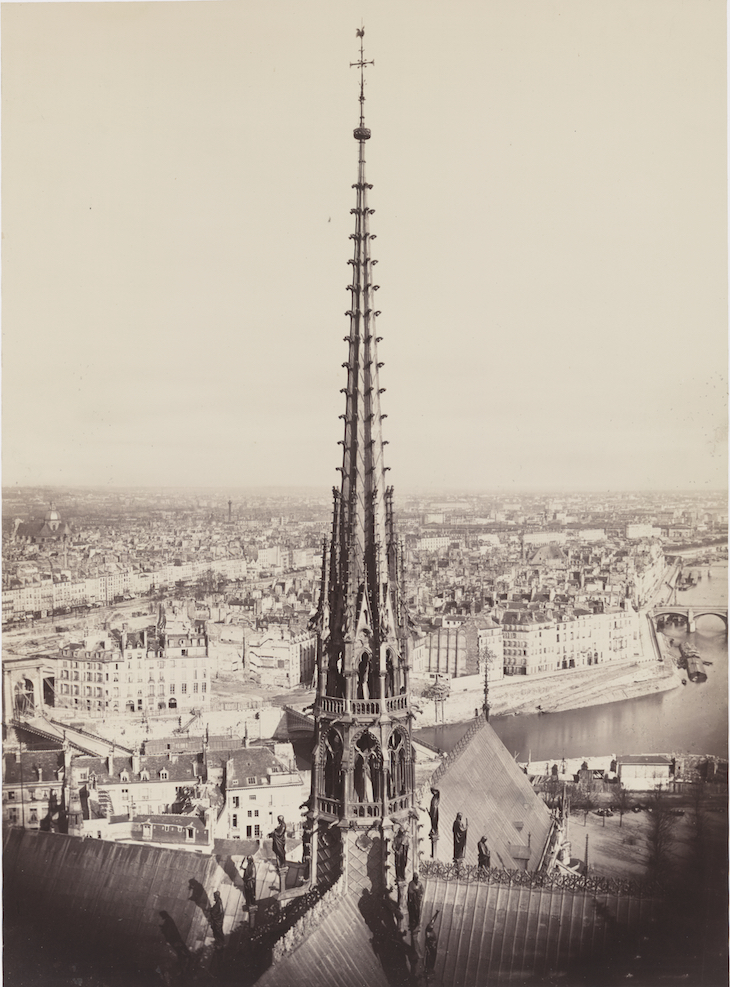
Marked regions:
[312,28,410,715]
[305,31,417,896]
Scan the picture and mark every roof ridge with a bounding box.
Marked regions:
[426,713,489,790]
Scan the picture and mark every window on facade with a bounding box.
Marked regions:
[232,814,238,828]
[181,684,187,693]
[247,777,256,785]
[254,825,261,838]
[232,797,239,808]
[246,826,252,838]
[202,683,206,693]
[193,683,198,693]
[186,829,194,841]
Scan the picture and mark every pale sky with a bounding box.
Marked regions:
[2,0,727,493]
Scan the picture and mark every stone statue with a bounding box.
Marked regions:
[425,911,440,978]
[243,856,257,906]
[407,873,424,931]
[477,835,490,870]
[208,890,225,949]
[452,812,468,862]
[393,825,409,882]
[429,788,440,836]
[270,816,286,870]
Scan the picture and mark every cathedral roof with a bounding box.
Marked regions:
[253,869,663,986]
[427,717,553,871]
[410,873,659,986]
[255,893,390,987]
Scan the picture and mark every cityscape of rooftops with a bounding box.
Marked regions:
[2,3,727,986]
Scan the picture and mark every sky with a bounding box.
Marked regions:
[2,0,727,493]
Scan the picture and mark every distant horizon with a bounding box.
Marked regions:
[3,482,727,498]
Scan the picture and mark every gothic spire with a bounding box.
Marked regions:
[307,32,416,894]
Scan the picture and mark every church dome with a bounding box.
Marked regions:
[44,508,61,523]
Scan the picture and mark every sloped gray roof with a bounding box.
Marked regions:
[255,893,390,987]
[414,874,661,986]
[429,717,553,871]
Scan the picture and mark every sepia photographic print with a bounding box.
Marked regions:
[2,2,727,985]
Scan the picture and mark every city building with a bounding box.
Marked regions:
[69,750,203,820]
[222,747,304,842]
[617,754,673,791]
[2,748,67,831]
[247,627,317,688]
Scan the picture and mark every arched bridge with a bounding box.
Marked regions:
[651,606,728,634]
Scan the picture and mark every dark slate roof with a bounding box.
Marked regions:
[72,753,200,785]
[255,893,390,987]
[3,828,242,972]
[227,749,286,788]
[414,875,661,986]
[16,520,71,541]
[428,717,553,871]
[3,750,64,785]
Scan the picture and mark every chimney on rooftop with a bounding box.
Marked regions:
[108,745,115,776]
[132,748,141,775]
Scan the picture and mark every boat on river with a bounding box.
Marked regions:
[679,643,707,683]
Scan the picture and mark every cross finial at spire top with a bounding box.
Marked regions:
[350,26,374,126]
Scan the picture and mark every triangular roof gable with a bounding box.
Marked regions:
[429,718,553,871]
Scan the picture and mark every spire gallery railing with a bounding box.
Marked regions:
[316,694,409,718]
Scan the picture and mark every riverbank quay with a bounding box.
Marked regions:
[412,651,680,727]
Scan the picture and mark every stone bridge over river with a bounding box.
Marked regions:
[651,605,728,634]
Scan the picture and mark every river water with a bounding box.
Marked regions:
[416,564,728,762]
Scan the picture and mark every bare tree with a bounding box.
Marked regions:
[645,786,677,881]
[614,785,632,828]
[571,790,597,826]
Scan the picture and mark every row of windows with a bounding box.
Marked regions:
[231,817,261,837]
[62,652,208,670]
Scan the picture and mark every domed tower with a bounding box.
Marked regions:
[44,503,62,532]
[307,31,417,899]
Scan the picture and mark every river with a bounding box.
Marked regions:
[415,564,728,762]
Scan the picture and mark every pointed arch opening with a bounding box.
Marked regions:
[387,727,410,799]
[319,726,344,802]
[353,730,382,803]
[357,650,373,700]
